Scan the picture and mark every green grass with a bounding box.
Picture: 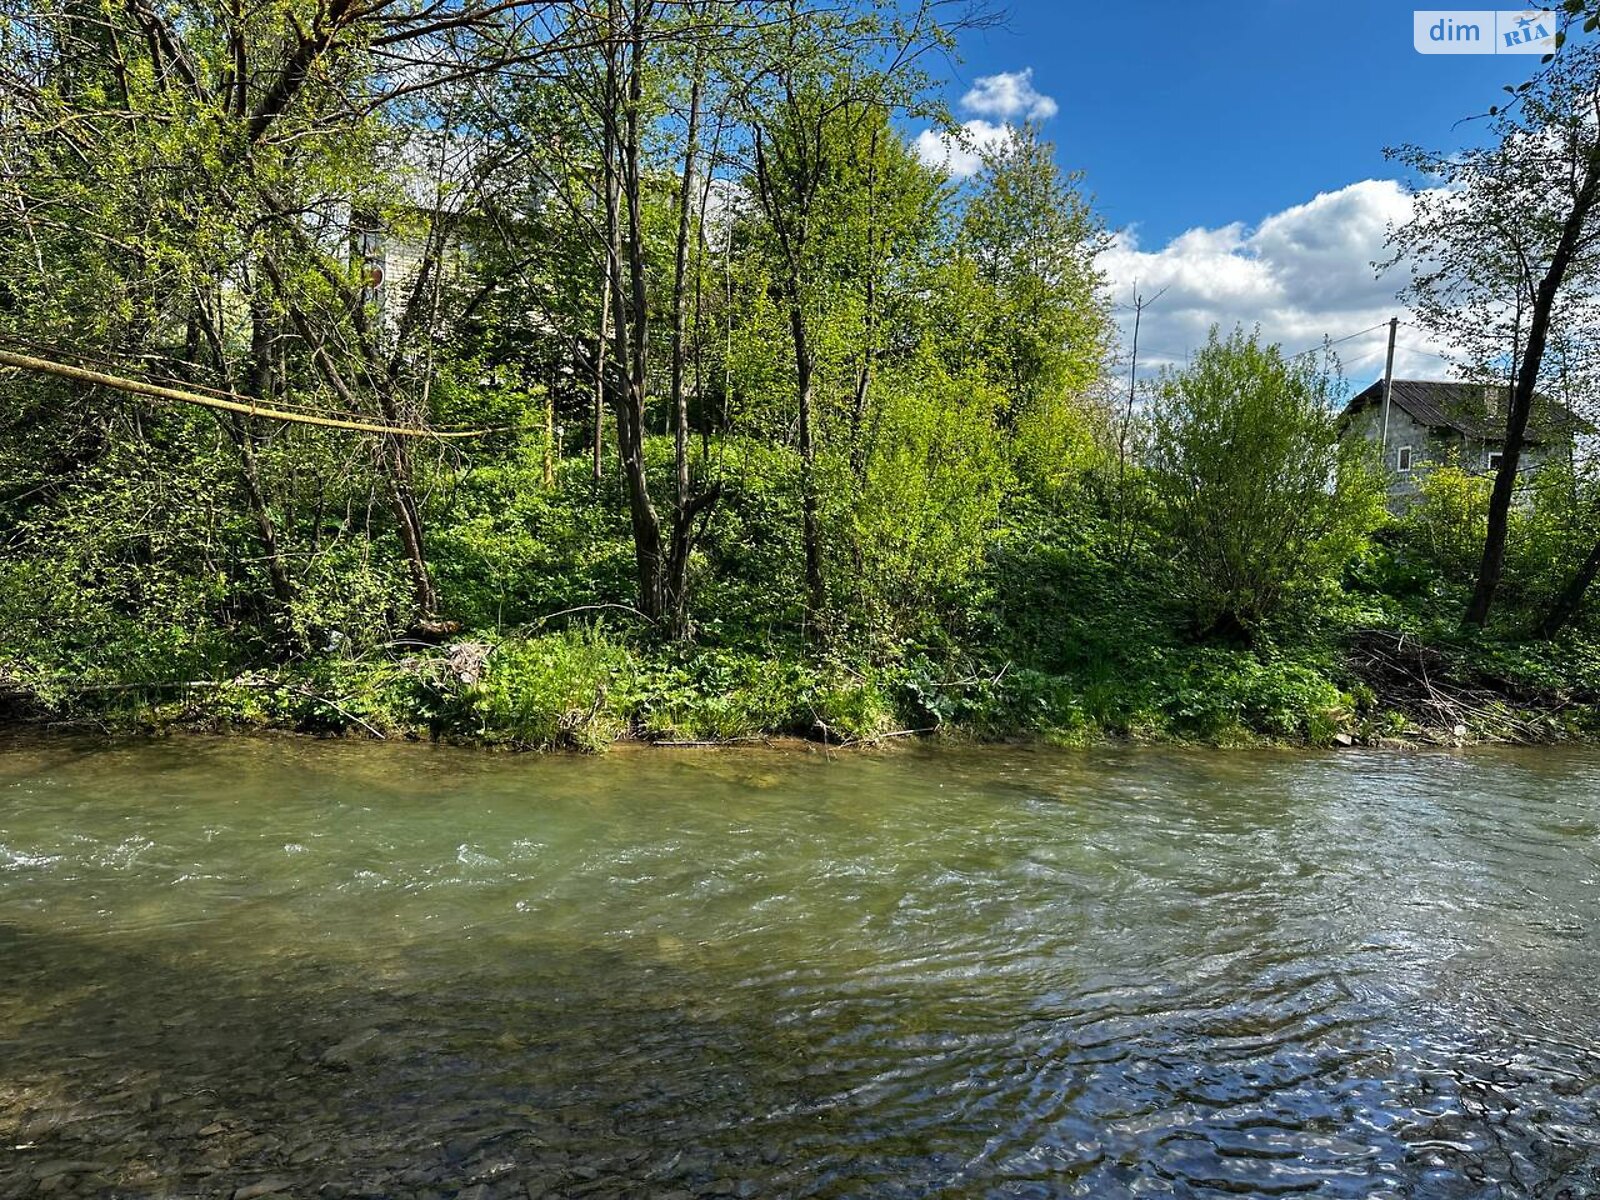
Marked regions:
[8,452,1600,751]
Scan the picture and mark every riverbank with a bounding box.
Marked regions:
[5,619,1597,750]
[11,425,1600,757]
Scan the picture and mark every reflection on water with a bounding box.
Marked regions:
[1,737,1599,1197]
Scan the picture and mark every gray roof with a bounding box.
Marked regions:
[1342,378,1589,444]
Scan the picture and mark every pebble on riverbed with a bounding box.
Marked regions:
[233,1181,294,1200]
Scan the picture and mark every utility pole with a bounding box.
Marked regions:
[1119,283,1168,466]
[1379,316,1398,453]
[1115,283,1166,563]
[1123,287,1143,459]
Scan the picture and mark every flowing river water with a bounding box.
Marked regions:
[2,738,1599,1199]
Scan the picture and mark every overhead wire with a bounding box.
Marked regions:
[1283,321,1392,362]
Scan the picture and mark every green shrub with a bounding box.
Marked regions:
[1144,327,1384,635]
[1402,456,1492,581]
[464,629,633,749]
[849,357,1011,642]
[634,650,805,741]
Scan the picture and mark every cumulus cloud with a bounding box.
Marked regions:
[1101,179,1454,387]
[960,69,1058,121]
[914,68,1057,179]
[912,119,1014,180]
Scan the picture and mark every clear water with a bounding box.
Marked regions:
[2,737,1599,1198]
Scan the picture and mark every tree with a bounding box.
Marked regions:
[0,0,579,630]
[747,79,861,631]
[740,0,958,636]
[1144,328,1381,638]
[1,0,1083,684]
[503,0,730,636]
[957,122,1111,436]
[1388,43,1600,628]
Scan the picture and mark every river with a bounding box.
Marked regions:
[1,738,1598,1198]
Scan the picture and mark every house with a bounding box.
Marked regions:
[1339,378,1588,508]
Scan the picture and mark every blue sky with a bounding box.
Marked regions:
[914,2,1558,383]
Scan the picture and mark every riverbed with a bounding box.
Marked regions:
[2,738,1598,1197]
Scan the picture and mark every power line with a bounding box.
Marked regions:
[1338,342,1392,365]
[1283,321,1392,361]
[1132,321,1395,374]
[1393,338,1456,362]
[1120,315,1472,380]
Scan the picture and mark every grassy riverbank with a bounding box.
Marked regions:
[6,624,1598,750]
[8,472,1600,751]
[7,2,1600,756]
[8,338,1600,753]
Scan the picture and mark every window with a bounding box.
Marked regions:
[1489,452,1504,471]
[1397,447,1413,473]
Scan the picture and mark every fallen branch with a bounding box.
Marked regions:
[528,602,656,629]
[0,347,491,440]
[837,725,939,748]
[1347,627,1548,739]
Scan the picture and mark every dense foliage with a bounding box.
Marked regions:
[1144,329,1384,638]
[3,0,1600,748]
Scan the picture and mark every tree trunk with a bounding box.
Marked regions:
[1466,140,1600,626]
[603,0,664,621]
[662,67,704,637]
[1539,538,1600,638]
[592,268,609,483]
[750,118,827,633]
[849,124,879,478]
[195,284,297,618]
[380,435,438,617]
[228,418,295,610]
[790,301,826,626]
[257,252,437,619]
[238,299,295,609]
[543,376,556,489]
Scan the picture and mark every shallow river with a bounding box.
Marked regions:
[2,739,1599,1198]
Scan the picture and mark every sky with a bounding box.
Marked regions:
[913,2,1561,386]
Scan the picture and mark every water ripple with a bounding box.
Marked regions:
[0,739,1598,1196]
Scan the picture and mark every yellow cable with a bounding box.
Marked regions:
[0,348,495,440]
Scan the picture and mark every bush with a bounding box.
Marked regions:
[1144,327,1384,636]
[464,628,633,749]
[1401,456,1491,581]
[632,650,894,743]
[847,357,1011,643]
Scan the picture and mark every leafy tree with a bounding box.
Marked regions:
[850,355,1010,640]
[958,123,1111,439]
[1388,43,1600,628]
[1143,328,1382,638]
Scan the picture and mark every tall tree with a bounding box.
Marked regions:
[958,122,1109,421]
[956,121,1112,495]
[1389,43,1600,627]
[487,0,729,634]
[741,0,953,632]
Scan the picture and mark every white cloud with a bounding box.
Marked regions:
[913,68,1058,179]
[1101,179,1456,386]
[960,69,1058,121]
[912,119,1014,179]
